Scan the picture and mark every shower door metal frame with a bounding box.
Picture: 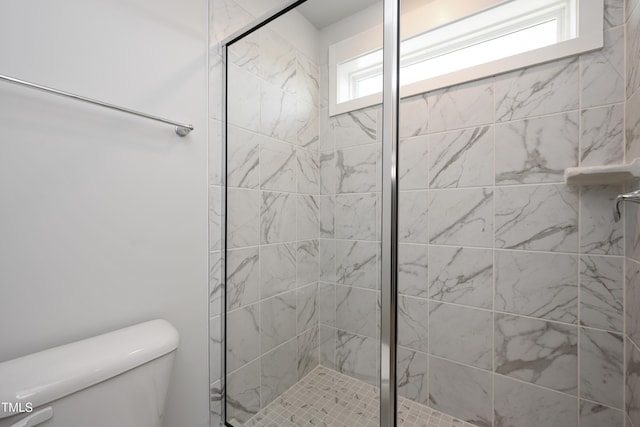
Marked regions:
[220,0,400,424]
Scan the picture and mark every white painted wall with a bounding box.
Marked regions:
[0,1,209,426]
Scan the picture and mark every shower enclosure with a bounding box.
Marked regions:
[216,0,629,425]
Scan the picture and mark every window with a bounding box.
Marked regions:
[329,0,603,116]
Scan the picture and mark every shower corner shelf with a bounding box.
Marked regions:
[565,158,640,185]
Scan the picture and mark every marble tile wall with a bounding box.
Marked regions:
[315,1,629,426]
[208,0,317,425]
[627,1,640,426]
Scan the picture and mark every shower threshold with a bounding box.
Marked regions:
[231,365,475,427]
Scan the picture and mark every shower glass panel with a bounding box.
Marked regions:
[223,1,386,425]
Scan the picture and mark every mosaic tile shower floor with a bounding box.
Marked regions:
[234,365,475,427]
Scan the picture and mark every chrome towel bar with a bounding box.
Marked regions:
[0,74,193,137]
[614,189,640,222]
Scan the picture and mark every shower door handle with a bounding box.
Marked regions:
[614,189,640,222]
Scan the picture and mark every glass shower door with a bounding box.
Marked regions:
[223,1,387,425]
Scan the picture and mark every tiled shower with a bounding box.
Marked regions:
[209,0,640,426]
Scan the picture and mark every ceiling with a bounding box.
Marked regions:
[296,0,381,29]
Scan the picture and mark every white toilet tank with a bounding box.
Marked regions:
[0,319,179,427]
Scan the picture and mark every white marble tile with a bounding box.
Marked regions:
[296,52,319,108]
[318,282,335,327]
[209,185,222,252]
[294,99,319,149]
[261,191,296,244]
[210,252,222,317]
[494,375,578,427]
[582,27,625,108]
[297,239,319,287]
[260,290,296,354]
[227,124,260,189]
[297,326,319,380]
[259,138,296,193]
[398,243,429,298]
[336,240,379,290]
[627,0,640,22]
[604,0,624,29]
[399,190,429,244]
[398,295,429,353]
[495,184,578,252]
[228,30,260,74]
[297,195,319,241]
[580,328,624,408]
[297,283,318,334]
[319,238,336,283]
[429,246,493,309]
[320,151,336,195]
[228,188,260,249]
[259,83,298,143]
[336,330,378,385]
[494,313,578,395]
[227,304,260,372]
[319,195,334,238]
[429,79,493,133]
[210,380,222,427]
[495,250,578,323]
[256,28,296,93]
[580,400,624,427]
[429,302,493,370]
[210,0,254,49]
[626,339,640,426]
[495,113,578,184]
[260,243,295,299]
[580,255,624,332]
[319,108,333,152]
[627,189,640,262]
[209,119,222,186]
[227,247,260,310]
[495,57,579,122]
[335,285,377,339]
[209,53,223,121]
[429,188,493,248]
[626,260,640,349]
[210,316,222,383]
[428,357,493,427]
[227,359,261,424]
[581,104,624,167]
[228,63,261,132]
[625,88,640,161]
[319,325,336,369]
[399,135,429,190]
[260,339,297,407]
[397,347,428,405]
[333,107,379,149]
[336,144,381,194]
[429,126,494,188]
[335,193,377,241]
[399,94,428,138]
[297,148,319,195]
[627,4,640,99]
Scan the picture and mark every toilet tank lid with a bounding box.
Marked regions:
[0,319,179,419]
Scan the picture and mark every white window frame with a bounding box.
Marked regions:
[329,0,603,116]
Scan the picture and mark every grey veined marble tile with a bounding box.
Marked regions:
[297,239,319,287]
[429,302,492,370]
[227,304,260,372]
[398,243,428,298]
[580,185,624,256]
[494,313,578,395]
[495,57,579,122]
[227,247,260,310]
[582,27,625,108]
[580,255,624,332]
[336,330,378,386]
[579,400,624,427]
[397,347,428,405]
[297,326,319,380]
[332,107,378,149]
[336,144,380,194]
[495,184,578,252]
[260,243,295,300]
[335,285,377,339]
[398,295,429,353]
[336,240,379,290]
[580,104,624,167]
[399,93,428,138]
[226,124,260,189]
[297,195,319,241]
[494,375,577,427]
[428,79,494,133]
[626,339,640,427]
[259,138,296,193]
[260,339,297,407]
[604,0,624,29]
[399,190,429,244]
[297,283,318,334]
[495,113,578,185]
[228,188,260,249]
[226,360,260,424]
[429,126,494,188]
[209,186,222,252]
[580,328,624,409]
[297,148,319,195]
[399,135,429,190]
[335,193,377,241]
[319,195,334,238]
[628,4,640,99]
[429,246,493,309]
[626,259,640,348]
[260,290,296,354]
[261,191,296,244]
[428,357,492,427]
[429,188,493,248]
[318,282,335,327]
[210,252,222,317]
[495,250,578,323]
